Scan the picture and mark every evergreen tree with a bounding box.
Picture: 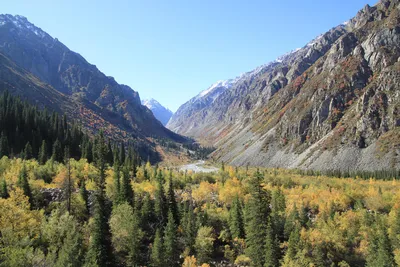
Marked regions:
[0,131,9,158]
[182,201,197,255]
[113,158,121,204]
[150,229,164,267]
[0,179,9,198]
[38,140,47,165]
[167,171,179,226]
[195,226,215,264]
[120,163,134,206]
[366,219,395,267]
[84,131,113,267]
[52,139,63,162]
[245,170,270,266]
[129,209,142,266]
[154,171,167,227]
[312,243,325,267]
[284,204,299,240]
[164,210,178,267]
[229,195,245,239]
[63,147,73,213]
[285,224,300,260]
[264,221,279,267]
[270,189,286,241]
[119,142,126,164]
[79,179,89,218]
[24,142,33,160]
[17,164,33,205]
[141,193,156,237]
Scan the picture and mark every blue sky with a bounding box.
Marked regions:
[3,0,376,111]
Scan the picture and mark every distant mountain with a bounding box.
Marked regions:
[168,0,400,170]
[0,14,185,161]
[142,98,173,126]
[167,79,236,134]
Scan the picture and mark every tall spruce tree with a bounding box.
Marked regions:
[167,171,179,226]
[17,164,33,206]
[366,218,395,267]
[24,142,33,160]
[245,170,270,266]
[270,188,286,241]
[120,162,134,206]
[38,140,47,165]
[264,221,280,267]
[164,210,178,267]
[52,139,63,162]
[154,171,167,227]
[113,158,121,204]
[84,131,113,267]
[0,179,9,198]
[150,228,164,267]
[0,131,9,158]
[229,195,245,239]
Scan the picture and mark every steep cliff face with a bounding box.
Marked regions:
[0,14,182,142]
[169,0,400,170]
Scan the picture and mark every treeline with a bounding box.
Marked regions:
[297,168,400,180]
[0,90,143,166]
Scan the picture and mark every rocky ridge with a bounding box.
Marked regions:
[168,0,400,170]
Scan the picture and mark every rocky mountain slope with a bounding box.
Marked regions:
[0,14,185,157]
[168,0,400,170]
[142,98,173,126]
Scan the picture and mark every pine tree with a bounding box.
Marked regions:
[285,224,300,260]
[154,171,167,227]
[120,163,134,206]
[79,179,89,218]
[312,243,325,267]
[229,195,245,239]
[270,189,286,241]
[129,209,142,266]
[183,201,197,255]
[245,170,270,266]
[0,131,9,158]
[38,140,47,165]
[52,139,63,162]
[17,164,33,205]
[113,158,121,204]
[167,171,179,226]
[24,142,33,160]
[150,228,164,267]
[0,179,9,198]
[164,210,178,267]
[63,147,73,213]
[84,131,113,267]
[366,219,395,267]
[141,193,156,237]
[284,204,299,240]
[264,221,279,267]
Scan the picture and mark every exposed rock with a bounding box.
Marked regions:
[169,0,400,170]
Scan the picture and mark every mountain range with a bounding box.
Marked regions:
[168,0,400,170]
[0,14,185,161]
[142,98,173,126]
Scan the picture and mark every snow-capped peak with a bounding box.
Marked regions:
[0,14,49,39]
[142,98,172,113]
[198,79,236,98]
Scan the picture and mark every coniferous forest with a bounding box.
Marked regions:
[0,93,400,267]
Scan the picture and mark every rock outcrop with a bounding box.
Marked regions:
[168,0,400,170]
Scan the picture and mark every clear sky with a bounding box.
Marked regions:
[3,0,376,112]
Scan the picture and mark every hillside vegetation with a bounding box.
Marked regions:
[1,143,400,266]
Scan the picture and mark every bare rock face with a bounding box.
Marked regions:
[169,0,400,170]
